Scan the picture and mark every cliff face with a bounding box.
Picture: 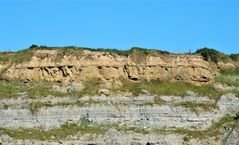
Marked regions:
[0,49,239,145]
[1,49,216,85]
[0,93,239,145]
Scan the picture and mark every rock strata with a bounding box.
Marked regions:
[0,49,216,85]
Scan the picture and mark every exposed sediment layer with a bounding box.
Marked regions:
[1,49,215,85]
[0,93,239,145]
[0,49,239,145]
[1,93,238,130]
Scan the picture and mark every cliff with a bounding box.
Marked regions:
[0,47,239,145]
[1,48,237,85]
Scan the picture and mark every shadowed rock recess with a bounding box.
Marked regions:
[0,47,239,145]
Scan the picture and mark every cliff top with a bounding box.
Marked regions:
[0,45,238,64]
[0,45,238,89]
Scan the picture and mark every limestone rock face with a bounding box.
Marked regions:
[0,49,221,85]
[0,93,238,131]
[0,93,238,145]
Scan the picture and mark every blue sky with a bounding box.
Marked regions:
[0,0,238,54]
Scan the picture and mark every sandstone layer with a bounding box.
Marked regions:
[0,49,220,85]
[0,48,239,145]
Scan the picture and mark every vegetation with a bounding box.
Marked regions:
[0,52,15,63]
[194,47,239,63]
[229,54,239,61]
[0,46,238,99]
[0,123,105,140]
[195,47,227,63]
[215,68,239,86]
[111,79,224,98]
[1,45,238,65]
[29,102,53,115]
[0,45,171,64]
[1,45,239,142]
[1,77,238,100]
[79,78,102,96]
[9,49,34,63]
[0,114,236,140]
[29,44,39,49]
[79,117,92,126]
[175,101,218,112]
[0,77,107,99]
[154,114,237,139]
[27,100,102,115]
[0,79,68,98]
[234,112,239,120]
[91,48,129,56]
[0,77,105,99]
[2,76,238,115]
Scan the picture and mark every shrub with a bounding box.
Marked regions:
[29,44,39,49]
[229,54,239,61]
[195,47,226,63]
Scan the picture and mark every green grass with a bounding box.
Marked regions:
[0,77,238,100]
[215,68,239,86]
[12,49,34,63]
[0,123,105,140]
[0,80,26,98]
[1,46,238,66]
[79,78,102,96]
[0,122,148,140]
[175,101,218,112]
[154,114,237,139]
[0,79,69,98]
[27,100,102,115]
[0,114,236,141]
[0,115,105,140]
[91,48,129,56]
[219,68,239,77]
[0,52,14,63]
[0,78,101,99]
[0,49,34,64]
[48,46,171,63]
[0,78,104,99]
[0,46,171,65]
[29,102,53,115]
[111,79,224,98]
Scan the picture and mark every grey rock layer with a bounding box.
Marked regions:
[0,94,238,131]
[0,93,239,145]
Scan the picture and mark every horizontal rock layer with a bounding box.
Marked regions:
[0,94,238,131]
[1,50,215,85]
[0,93,239,145]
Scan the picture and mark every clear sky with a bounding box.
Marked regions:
[0,0,238,54]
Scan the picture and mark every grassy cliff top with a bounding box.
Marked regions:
[0,45,238,64]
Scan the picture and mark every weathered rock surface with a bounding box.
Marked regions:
[0,49,217,85]
[0,94,238,129]
[0,93,238,144]
[1,127,238,145]
[0,49,239,145]
[0,133,186,145]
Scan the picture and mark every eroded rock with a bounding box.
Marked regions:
[1,50,218,85]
